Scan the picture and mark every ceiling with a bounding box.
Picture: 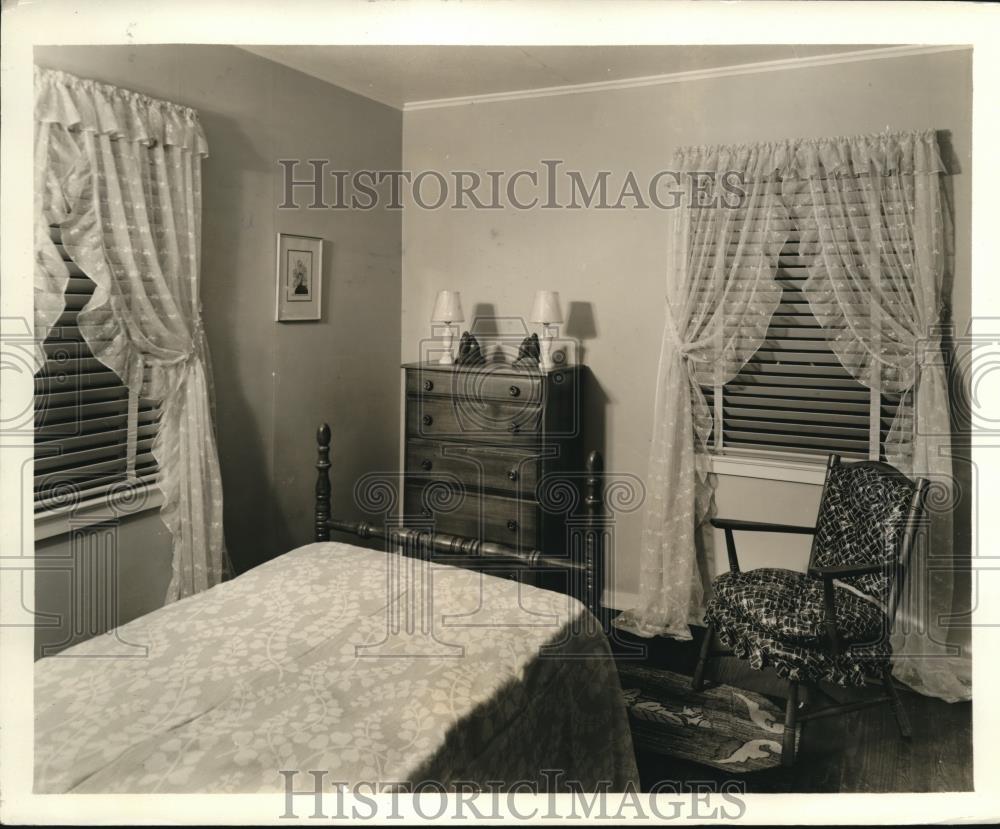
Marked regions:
[240,44,885,110]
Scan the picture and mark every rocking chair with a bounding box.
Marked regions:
[692,454,929,765]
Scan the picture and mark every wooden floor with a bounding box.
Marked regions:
[609,626,973,793]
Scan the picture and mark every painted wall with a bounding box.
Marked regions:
[33,45,403,655]
[34,510,173,658]
[401,49,973,611]
[32,46,972,655]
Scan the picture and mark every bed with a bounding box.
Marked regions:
[34,424,639,793]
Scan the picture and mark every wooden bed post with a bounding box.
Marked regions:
[583,449,605,622]
[315,423,332,542]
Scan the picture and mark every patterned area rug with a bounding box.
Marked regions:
[617,664,799,772]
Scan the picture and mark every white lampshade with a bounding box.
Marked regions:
[530,290,563,324]
[431,290,465,323]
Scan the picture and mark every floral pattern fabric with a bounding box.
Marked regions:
[613,144,790,640]
[796,130,969,703]
[35,543,638,793]
[35,66,226,602]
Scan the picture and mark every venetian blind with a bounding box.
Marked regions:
[34,225,160,513]
[704,174,902,459]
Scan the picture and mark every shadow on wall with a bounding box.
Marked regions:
[565,300,598,366]
[564,300,606,462]
[198,111,278,575]
[470,302,502,362]
[936,127,972,647]
[943,321,974,648]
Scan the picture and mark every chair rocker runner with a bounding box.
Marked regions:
[692,454,929,766]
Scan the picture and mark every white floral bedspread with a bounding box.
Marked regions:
[35,542,638,793]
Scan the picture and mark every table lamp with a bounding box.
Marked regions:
[431,290,465,365]
[530,290,563,372]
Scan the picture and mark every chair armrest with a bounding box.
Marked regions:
[809,559,898,657]
[711,518,814,574]
[808,561,894,580]
[710,518,816,535]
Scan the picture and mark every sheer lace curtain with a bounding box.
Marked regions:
[799,130,970,702]
[615,130,969,703]
[35,67,228,601]
[613,144,790,640]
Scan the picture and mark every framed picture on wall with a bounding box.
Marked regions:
[275,233,323,321]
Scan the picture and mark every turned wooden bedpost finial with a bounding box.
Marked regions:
[315,423,332,542]
[583,449,605,621]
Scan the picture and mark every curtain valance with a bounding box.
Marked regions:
[675,129,945,179]
[35,67,209,156]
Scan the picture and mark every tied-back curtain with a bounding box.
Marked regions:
[34,67,228,601]
[614,130,968,703]
[798,130,970,702]
[614,145,790,640]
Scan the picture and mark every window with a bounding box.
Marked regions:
[34,225,160,516]
[703,175,901,461]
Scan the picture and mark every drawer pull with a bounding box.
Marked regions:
[422,414,434,426]
[421,458,433,471]
[509,384,521,398]
[509,422,520,434]
[507,469,518,481]
[423,379,434,392]
[506,520,518,532]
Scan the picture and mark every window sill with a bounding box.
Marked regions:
[35,482,164,542]
[708,452,828,485]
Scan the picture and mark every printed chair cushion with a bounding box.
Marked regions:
[704,568,892,687]
[709,568,888,645]
[811,462,915,604]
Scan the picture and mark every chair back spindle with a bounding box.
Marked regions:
[886,477,930,624]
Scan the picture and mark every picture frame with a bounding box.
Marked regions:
[275,233,323,322]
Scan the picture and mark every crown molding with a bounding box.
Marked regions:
[403,44,971,112]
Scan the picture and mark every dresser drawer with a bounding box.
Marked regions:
[407,367,543,404]
[406,395,542,443]
[406,438,541,497]
[404,483,538,548]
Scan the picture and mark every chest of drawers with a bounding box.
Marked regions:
[402,362,585,555]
